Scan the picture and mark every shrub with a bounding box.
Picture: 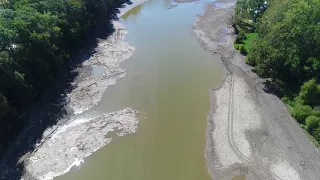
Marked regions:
[238,44,247,55]
[313,128,320,142]
[312,109,320,117]
[234,44,239,50]
[235,30,246,44]
[291,103,312,123]
[305,115,320,132]
[235,36,243,44]
[294,96,304,105]
[297,79,320,106]
[281,97,290,103]
[245,57,250,64]
[239,30,246,38]
[246,56,256,66]
[0,93,9,119]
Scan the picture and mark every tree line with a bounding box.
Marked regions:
[234,0,320,144]
[0,0,127,155]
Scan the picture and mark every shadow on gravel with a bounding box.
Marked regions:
[0,1,132,179]
[262,80,284,98]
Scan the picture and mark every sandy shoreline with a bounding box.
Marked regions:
[192,1,320,180]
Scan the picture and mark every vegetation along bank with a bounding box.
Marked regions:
[0,0,128,156]
[234,0,320,144]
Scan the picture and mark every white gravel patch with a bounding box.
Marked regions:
[271,159,301,180]
[212,76,241,168]
[67,21,135,114]
[24,108,139,180]
[233,75,262,159]
[211,75,262,169]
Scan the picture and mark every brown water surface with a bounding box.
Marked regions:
[56,0,223,179]
[232,175,246,180]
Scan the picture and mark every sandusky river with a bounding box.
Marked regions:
[56,0,223,179]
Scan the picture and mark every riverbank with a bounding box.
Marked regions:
[21,1,148,178]
[0,1,148,179]
[193,1,320,179]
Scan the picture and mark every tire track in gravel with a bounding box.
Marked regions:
[227,73,251,162]
[226,73,256,180]
[226,71,284,180]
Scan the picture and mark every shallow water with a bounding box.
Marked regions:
[91,66,106,76]
[232,175,246,180]
[56,0,223,179]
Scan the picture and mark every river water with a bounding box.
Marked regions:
[56,0,223,179]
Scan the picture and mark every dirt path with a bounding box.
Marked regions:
[192,1,320,180]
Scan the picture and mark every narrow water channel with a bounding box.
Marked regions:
[56,0,223,179]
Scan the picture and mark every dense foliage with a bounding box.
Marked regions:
[234,0,320,144]
[0,0,126,154]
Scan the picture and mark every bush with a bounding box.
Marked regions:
[297,79,320,106]
[294,97,304,105]
[239,30,246,37]
[281,97,290,103]
[305,115,320,132]
[246,56,256,66]
[234,33,257,58]
[235,36,243,44]
[235,30,246,44]
[234,44,239,50]
[0,93,9,119]
[314,128,320,142]
[312,109,320,117]
[291,103,312,123]
[238,44,247,55]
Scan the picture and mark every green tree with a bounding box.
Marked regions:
[0,93,9,119]
[312,109,320,117]
[296,79,320,106]
[0,0,129,157]
[305,115,320,132]
[248,0,320,89]
[291,103,312,123]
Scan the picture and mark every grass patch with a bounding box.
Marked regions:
[242,33,257,52]
[234,32,257,55]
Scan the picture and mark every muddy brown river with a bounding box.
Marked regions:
[56,0,223,179]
